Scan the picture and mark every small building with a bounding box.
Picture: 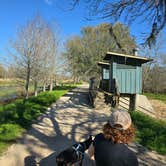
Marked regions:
[98,51,152,110]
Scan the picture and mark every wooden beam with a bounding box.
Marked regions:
[129,94,137,111]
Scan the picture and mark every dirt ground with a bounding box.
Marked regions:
[149,99,166,120]
[0,84,165,166]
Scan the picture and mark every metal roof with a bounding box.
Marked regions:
[98,61,110,66]
[104,51,153,63]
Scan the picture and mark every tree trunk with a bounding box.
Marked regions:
[129,94,137,111]
[43,82,46,92]
[73,77,76,84]
[49,79,53,91]
[76,77,80,83]
[34,80,38,97]
[25,63,30,99]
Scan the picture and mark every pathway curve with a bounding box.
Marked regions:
[0,84,165,166]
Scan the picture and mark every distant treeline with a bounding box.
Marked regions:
[143,65,166,93]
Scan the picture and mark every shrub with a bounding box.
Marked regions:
[27,93,55,106]
[0,84,76,155]
[23,103,43,121]
[0,124,24,141]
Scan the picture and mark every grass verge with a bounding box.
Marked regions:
[0,84,76,155]
[144,93,166,104]
[130,111,166,155]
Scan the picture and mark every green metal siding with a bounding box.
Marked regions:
[112,64,142,94]
[137,66,142,94]
[136,67,139,93]
[140,67,142,93]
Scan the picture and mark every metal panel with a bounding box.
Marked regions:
[126,71,130,93]
[136,66,142,93]
[136,67,139,93]
[115,64,142,94]
[130,70,135,93]
[140,67,142,93]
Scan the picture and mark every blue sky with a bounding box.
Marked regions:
[0,0,165,65]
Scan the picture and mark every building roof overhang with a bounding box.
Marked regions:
[104,51,153,64]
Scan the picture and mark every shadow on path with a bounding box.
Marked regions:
[23,86,105,166]
[1,85,165,166]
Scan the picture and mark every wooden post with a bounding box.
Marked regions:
[129,94,136,111]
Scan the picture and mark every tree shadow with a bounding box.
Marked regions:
[22,87,166,166]
[24,155,38,166]
[22,87,97,165]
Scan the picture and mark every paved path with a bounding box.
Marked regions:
[0,84,165,166]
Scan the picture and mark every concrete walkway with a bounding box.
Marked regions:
[0,84,165,166]
[119,95,157,118]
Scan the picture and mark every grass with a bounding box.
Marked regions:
[0,84,76,155]
[0,79,18,86]
[144,93,166,104]
[0,79,77,100]
[130,111,166,155]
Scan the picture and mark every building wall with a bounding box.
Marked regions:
[110,63,142,94]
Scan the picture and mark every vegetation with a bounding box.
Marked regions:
[142,32,166,94]
[64,23,136,81]
[131,111,166,155]
[0,79,18,86]
[0,79,33,102]
[144,93,166,104]
[0,84,76,155]
[0,65,7,78]
[10,15,60,98]
[0,87,18,98]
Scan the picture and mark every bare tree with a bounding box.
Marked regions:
[65,0,166,47]
[0,64,7,78]
[38,23,60,92]
[10,21,36,98]
[141,32,166,93]
[10,15,60,98]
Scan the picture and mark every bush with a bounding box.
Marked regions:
[23,103,43,119]
[0,124,23,141]
[28,93,55,106]
[0,85,75,155]
[130,111,166,154]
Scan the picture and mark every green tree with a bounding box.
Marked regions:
[64,23,136,80]
[64,36,84,82]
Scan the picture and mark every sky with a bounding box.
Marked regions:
[0,0,165,65]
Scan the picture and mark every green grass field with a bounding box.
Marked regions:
[0,84,76,155]
[131,111,166,155]
[144,93,166,104]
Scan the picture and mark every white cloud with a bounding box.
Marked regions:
[44,0,52,5]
